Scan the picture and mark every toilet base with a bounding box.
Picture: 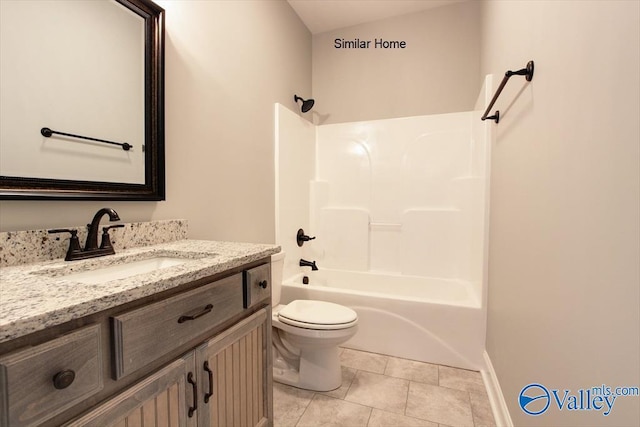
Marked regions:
[273,346,342,392]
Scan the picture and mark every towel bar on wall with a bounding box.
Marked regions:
[41,127,133,151]
[481,60,534,124]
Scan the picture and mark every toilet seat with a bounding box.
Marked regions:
[278,300,358,330]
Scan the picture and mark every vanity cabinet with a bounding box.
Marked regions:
[67,309,270,427]
[0,258,273,427]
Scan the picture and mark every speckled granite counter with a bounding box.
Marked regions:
[1,219,188,267]
[0,239,279,343]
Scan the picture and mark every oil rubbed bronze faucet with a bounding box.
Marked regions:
[85,208,121,251]
[48,208,124,261]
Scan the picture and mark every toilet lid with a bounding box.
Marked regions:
[278,300,358,330]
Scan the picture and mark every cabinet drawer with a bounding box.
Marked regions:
[243,263,271,308]
[0,325,102,427]
[112,273,243,379]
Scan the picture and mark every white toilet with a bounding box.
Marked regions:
[270,251,358,391]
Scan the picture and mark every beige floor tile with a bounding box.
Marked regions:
[438,366,487,396]
[273,349,493,427]
[470,392,496,427]
[273,382,315,427]
[406,382,474,426]
[368,409,438,426]
[297,394,372,427]
[340,348,388,374]
[385,356,439,385]
[345,371,409,414]
[319,366,357,399]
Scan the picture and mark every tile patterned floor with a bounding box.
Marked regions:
[273,348,497,427]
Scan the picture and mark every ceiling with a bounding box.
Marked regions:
[287,0,465,34]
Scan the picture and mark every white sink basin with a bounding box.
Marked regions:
[61,257,189,284]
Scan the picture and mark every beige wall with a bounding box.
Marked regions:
[481,1,640,426]
[0,0,311,244]
[312,0,480,124]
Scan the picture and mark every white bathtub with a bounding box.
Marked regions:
[281,269,486,370]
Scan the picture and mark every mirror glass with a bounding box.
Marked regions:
[0,0,164,200]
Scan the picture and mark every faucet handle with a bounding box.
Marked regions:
[103,224,125,232]
[296,229,316,247]
[48,228,76,235]
[48,229,82,261]
[100,224,124,250]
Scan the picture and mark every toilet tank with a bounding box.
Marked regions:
[270,251,285,306]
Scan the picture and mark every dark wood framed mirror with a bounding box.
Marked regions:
[0,0,165,200]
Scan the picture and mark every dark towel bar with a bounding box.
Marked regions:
[481,61,534,124]
[41,127,132,151]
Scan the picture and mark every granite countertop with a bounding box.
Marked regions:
[0,239,280,343]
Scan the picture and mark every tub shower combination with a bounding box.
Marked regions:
[275,85,491,370]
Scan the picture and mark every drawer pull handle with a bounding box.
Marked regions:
[178,304,214,323]
[258,280,268,289]
[204,361,214,403]
[187,372,197,417]
[53,369,76,389]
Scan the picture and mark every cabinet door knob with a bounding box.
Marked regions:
[258,280,268,289]
[53,369,76,389]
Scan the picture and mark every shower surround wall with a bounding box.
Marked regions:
[275,95,490,368]
[312,113,487,303]
[274,104,316,276]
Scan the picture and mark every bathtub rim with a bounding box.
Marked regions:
[283,270,481,309]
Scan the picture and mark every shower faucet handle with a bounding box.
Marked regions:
[296,228,316,247]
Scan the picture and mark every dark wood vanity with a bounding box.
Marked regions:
[0,256,273,427]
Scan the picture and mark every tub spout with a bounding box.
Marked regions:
[299,259,318,271]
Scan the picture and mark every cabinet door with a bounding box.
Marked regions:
[196,308,271,427]
[65,353,196,427]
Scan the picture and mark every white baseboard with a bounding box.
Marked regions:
[481,351,514,427]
